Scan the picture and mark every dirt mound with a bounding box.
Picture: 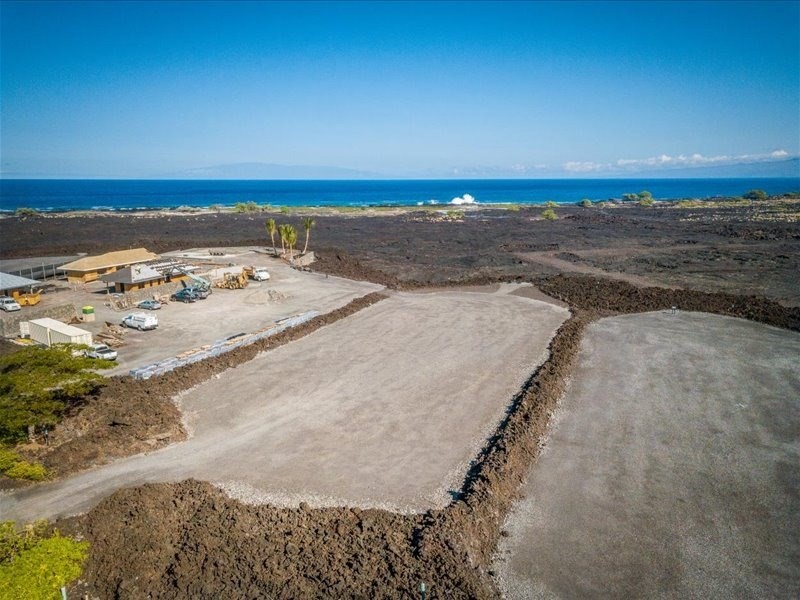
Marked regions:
[313,249,401,288]
[27,293,386,478]
[62,480,488,599]
[537,274,800,331]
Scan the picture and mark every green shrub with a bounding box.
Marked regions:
[638,197,655,207]
[743,189,768,201]
[5,461,48,481]
[622,192,639,202]
[541,208,558,220]
[545,200,558,208]
[506,204,521,212]
[445,210,465,219]
[0,448,20,472]
[0,520,50,562]
[233,201,260,213]
[0,521,89,600]
[280,206,290,215]
[579,199,593,207]
[13,207,39,217]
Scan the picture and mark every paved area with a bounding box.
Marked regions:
[494,312,800,599]
[1,286,568,521]
[23,248,383,375]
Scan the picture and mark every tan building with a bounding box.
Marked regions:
[58,248,158,284]
[100,264,168,293]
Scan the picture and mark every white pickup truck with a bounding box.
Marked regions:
[85,343,118,361]
[0,296,21,312]
[251,268,270,281]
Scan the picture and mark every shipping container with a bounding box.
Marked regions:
[28,318,92,347]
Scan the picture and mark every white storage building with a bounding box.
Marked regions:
[27,318,92,347]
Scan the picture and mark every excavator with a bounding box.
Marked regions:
[176,268,213,296]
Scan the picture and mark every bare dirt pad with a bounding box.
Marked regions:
[494,312,800,599]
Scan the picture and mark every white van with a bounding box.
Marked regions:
[121,312,158,331]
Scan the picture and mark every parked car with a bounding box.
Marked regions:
[0,296,21,312]
[137,299,162,310]
[84,343,118,361]
[184,286,210,299]
[171,289,198,303]
[121,312,158,330]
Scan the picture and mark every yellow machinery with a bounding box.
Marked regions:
[16,291,42,306]
[214,272,249,290]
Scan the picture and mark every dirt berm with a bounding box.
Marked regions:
[54,276,798,598]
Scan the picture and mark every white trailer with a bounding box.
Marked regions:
[28,318,92,347]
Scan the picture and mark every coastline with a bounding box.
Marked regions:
[2,193,799,219]
[2,177,798,215]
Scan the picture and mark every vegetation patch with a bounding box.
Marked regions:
[0,520,88,600]
[233,201,266,213]
[743,189,768,201]
[0,448,48,481]
[0,345,111,444]
[13,207,39,218]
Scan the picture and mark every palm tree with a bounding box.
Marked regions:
[301,217,315,255]
[278,224,288,256]
[266,218,277,255]
[285,225,298,260]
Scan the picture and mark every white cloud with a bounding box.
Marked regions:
[443,149,794,178]
[563,161,606,172]
[613,149,792,170]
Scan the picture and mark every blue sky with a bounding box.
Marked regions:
[1,0,798,178]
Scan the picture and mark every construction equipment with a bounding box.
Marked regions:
[214,272,249,290]
[176,267,212,292]
[16,291,42,306]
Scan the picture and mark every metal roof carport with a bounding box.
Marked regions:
[0,272,41,293]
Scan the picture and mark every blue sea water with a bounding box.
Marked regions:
[0,178,798,212]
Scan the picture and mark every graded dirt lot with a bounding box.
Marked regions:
[1,286,568,522]
[494,311,800,599]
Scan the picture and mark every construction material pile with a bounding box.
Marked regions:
[95,321,127,347]
[129,311,317,379]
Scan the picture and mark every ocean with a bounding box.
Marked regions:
[0,178,798,212]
